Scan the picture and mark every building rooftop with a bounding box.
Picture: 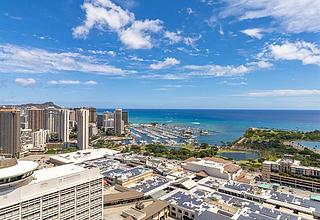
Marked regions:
[0,108,20,112]
[183,157,241,176]
[161,189,210,214]
[224,182,252,192]
[196,209,232,220]
[86,158,122,173]
[129,175,171,194]
[50,148,119,164]
[188,159,225,169]
[0,163,101,208]
[224,164,241,173]
[31,163,87,182]
[269,191,320,213]
[203,157,232,165]
[142,200,168,220]
[103,190,144,204]
[119,167,152,181]
[0,159,38,180]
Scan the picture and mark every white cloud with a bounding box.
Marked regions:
[183,34,202,47]
[185,64,251,77]
[245,89,320,97]
[0,44,128,75]
[241,28,263,39]
[186,8,194,15]
[140,73,188,80]
[247,60,273,68]
[164,31,183,44]
[73,1,201,49]
[15,78,36,87]
[185,60,272,77]
[164,31,201,48]
[150,57,180,70]
[118,19,163,49]
[221,81,247,86]
[263,41,320,66]
[88,49,116,56]
[48,80,97,85]
[155,85,181,91]
[84,80,98,85]
[48,80,80,85]
[155,84,193,91]
[218,25,224,35]
[129,56,144,62]
[220,0,320,33]
[4,13,22,20]
[256,60,273,68]
[72,0,134,38]
[73,0,164,49]
[144,59,272,80]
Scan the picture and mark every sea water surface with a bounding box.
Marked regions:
[98,109,320,146]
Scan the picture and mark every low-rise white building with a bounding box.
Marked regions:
[181,157,242,181]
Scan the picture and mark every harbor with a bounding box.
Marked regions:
[128,123,210,146]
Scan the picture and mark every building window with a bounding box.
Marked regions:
[178,209,182,213]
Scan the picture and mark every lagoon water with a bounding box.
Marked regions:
[218,151,259,161]
[98,109,320,146]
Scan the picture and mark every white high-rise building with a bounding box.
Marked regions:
[0,157,103,220]
[45,107,59,134]
[103,119,114,129]
[20,110,28,129]
[114,108,124,136]
[89,123,98,137]
[77,108,89,150]
[58,109,70,143]
[20,129,33,150]
[103,112,114,129]
[31,129,49,149]
[69,109,76,129]
[45,108,70,143]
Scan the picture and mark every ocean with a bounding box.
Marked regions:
[97,109,320,146]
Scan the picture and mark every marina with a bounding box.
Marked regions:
[129,123,209,146]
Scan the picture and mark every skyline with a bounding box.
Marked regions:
[1,0,320,109]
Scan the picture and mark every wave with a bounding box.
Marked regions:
[191,122,201,125]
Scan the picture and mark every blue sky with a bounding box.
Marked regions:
[0,0,319,109]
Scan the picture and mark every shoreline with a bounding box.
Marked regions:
[284,141,320,154]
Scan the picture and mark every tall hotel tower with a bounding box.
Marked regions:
[76,108,89,150]
[58,109,70,143]
[114,108,124,136]
[0,109,21,158]
[26,108,45,130]
[44,107,59,134]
